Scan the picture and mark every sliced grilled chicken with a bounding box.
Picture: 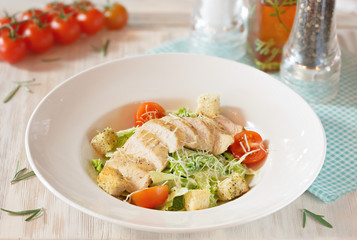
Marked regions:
[123,128,169,171]
[104,150,155,193]
[141,118,185,153]
[161,115,200,149]
[201,116,234,155]
[182,117,214,152]
[214,115,243,136]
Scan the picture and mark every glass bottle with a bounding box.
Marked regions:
[247,0,297,72]
[280,0,340,103]
[189,0,247,60]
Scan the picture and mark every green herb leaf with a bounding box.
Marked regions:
[302,211,306,228]
[1,208,43,222]
[11,160,36,183]
[92,39,111,56]
[41,57,61,62]
[25,208,43,221]
[280,9,286,15]
[302,209,333,228]
[3,84,20,103]
[3,78,36,104]
[11,171,36,183]
[270,13,277,17]
[102,39,110,56]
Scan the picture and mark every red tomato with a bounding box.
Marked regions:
[135,102,166,126]
[0,35,27,63]
[22,22,54,53]
[131,185,169,209]
[50,15,80,45]
[76,7,104,35]
[20,9,44,22]
[103,3,128,30]
[44,3,77,23]
[0,17,12,27]
[229,131,267,164]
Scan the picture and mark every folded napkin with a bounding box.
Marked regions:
[147,38,357,203]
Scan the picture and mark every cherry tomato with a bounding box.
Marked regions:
[135,102,166,126]
[131,185,169,209]
[0,18,13,35]
[0,17,12,27]
[22,22,54,53]
[50,15,80,45]
[0,35,27,63]
[19,9,48,34]
[103,3,128,30]
[44,3,77,23]
[229,131,267,164]
[76,7,104,35]
[20,9,44,22]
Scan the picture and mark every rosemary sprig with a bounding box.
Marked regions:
[11,160,36,184]
[1,208,43,221]
[302,209,333,228]
[41,57,61,62]
[3,78,36,103]
[91,39,111,56]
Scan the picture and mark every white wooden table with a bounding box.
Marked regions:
[0,1,356,239]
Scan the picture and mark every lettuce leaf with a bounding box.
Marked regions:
[171,107,197,117]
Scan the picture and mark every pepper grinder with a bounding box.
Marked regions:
[280,0,341,104]
[189,0,247,60]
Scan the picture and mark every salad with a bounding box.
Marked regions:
[90,94,267,211]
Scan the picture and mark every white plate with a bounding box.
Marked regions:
[25,53,325,232]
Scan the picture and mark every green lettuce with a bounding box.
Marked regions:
[171,107,197,117]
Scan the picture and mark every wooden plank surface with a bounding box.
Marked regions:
[0,0,356,239]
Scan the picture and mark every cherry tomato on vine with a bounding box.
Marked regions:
[131,185,169,209]
[50,14,80,45]
[103,2,128,30]
[76,7,104,35]
[229,131,267,164]
[0,34,27,63]
[22,22,54,53]
[0,18,13,35]
[135,102,166,126]
[0,17,11,27]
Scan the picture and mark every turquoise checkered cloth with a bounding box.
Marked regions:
[147,38,357,203]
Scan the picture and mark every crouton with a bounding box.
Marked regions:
[217,173,249,201]
[97,166,127,197]
[195,93,221,118]
[91,127,118,155]
[184,189,211,211]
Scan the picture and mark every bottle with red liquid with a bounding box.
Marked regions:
[247,0,296,72]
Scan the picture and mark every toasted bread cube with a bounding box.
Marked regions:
[195,93,221,118]
[217,173,250,201]
[97,166,127,197]
[184,189,211,211]
[91,127,118,155]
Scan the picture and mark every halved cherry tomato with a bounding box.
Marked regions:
[22,22,54,53]
[76,7,104,35]
[0,34,27,63]
[50,14,80,45]
[229,130,267,164]
[103,2,128,30]
[131,185,169,209]
[135,102,166,126]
